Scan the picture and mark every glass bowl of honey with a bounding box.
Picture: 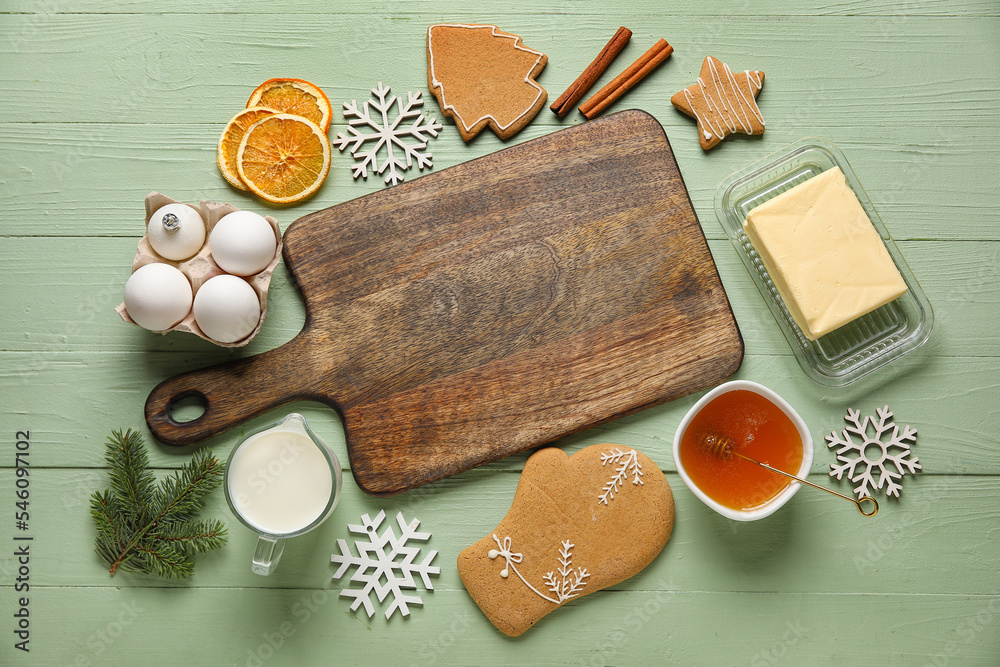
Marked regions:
[672,381,813,521]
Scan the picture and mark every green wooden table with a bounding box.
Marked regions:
[3,0,999,664]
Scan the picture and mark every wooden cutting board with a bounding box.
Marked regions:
[145,110,743,496]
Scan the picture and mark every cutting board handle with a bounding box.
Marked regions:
[144,339,317,446]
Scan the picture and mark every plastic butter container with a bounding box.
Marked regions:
[714,138,933,387]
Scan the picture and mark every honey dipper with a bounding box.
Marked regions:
[702,434,878,516]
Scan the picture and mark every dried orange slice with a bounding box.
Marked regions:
[217,106,276,190]
[237,113,331,204]
[246,78,332,133]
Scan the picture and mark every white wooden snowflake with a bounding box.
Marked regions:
[330,510,440,619]
[826,405,920,499]
[334,82,442,186]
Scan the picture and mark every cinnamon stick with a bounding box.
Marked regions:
[579,38,673,120]
[550,27,632,118]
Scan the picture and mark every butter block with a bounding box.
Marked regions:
[743,166,907,340]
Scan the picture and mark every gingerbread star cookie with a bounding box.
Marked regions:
[458,444,674,637]
[427,24,548,141]
[671,55,765,150]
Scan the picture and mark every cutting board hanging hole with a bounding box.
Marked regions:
[167,391,208,424]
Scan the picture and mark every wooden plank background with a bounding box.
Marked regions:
[1,0,998,664]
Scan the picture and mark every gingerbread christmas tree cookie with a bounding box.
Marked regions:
[671,55,765,150]
[426,24,548,141]
[458,444,674,637]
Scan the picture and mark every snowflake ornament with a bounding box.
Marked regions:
[330,510,440,619]
[826,405,920,499]
[334,82,442,186]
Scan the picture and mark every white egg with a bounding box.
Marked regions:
[193,274,261,344]
[147,203,207,261]
[209,210,277,276]
[123,263,193,331]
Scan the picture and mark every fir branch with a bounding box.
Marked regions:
[90,489,127,567]
[134,542,194,579]
[90,429,227,578]
[154,519,229,554]
[150,449,225,526]
[104,428,156,526]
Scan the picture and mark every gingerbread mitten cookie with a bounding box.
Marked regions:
[458,444,674,636]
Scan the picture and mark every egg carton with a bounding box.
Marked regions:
[116,192,283,347]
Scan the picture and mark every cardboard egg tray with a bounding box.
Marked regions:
[115,191,283,347]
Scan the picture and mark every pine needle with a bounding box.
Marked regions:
[90,429,228,578]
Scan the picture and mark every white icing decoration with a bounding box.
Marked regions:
[427,24,546,133]
[488,534,589,605]
[598,448,643,505]
[682,57,764,143]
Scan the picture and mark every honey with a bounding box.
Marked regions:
[678,389,803,511]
